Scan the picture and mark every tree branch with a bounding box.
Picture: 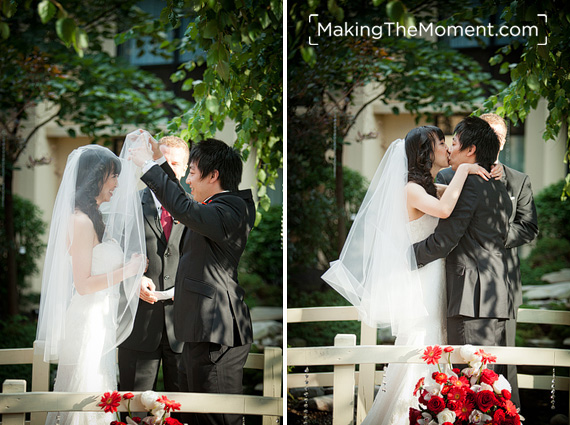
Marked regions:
[14,108,61,162]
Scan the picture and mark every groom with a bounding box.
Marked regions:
[131,136,256,425]
[413,116,512,349]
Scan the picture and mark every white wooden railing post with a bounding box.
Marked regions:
[2,379,26,425]
[31,341,50,425]
[263,346,283,425]
[356,322,376,424]
[333,334,356,425]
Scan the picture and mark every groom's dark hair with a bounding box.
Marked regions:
[189,138,243,192]
[453,116,500,170]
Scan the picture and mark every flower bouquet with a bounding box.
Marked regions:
[98,390,182,425]
[409,345,524,425]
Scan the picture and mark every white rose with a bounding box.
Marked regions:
[140,390,161,410]
[493,374,512,394]
[459,344,478,362]
[437,408,457,424]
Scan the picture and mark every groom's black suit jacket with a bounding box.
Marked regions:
[120,188,184,353]
[437,166,538,316]
[142,162,255,347]
[413,173,513,319]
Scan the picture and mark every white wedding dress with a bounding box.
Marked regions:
[46,241,123,425]
[361,214,447,425]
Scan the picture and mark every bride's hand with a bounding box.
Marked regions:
[460,163,490,181]
[124,253,146,278]
[139,276,158,304]
[490,162,504,180]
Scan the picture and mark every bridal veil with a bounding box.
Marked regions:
[322,139,428,335]
[36,131,150,364]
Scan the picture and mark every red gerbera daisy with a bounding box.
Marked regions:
[98,390,122,413]
[414,377,425,396]
[158,395,182,412]
[457,399,475,421]
[422,345,443,365]
[504,399,518,416]
[475,349,497,364]
[448,386,465,402]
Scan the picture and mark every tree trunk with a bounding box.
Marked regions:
[4,167,19,316]
[335,139,346,256]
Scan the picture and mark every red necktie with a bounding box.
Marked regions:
[160,206,173,241]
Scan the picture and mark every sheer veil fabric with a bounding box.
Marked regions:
[35,131,149,366]
[321,139,428,336]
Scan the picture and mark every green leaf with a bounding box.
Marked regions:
[38,0,56,24]
[2,0,17,18]
[372,0,385,5]
[0,22,9,39]
[386,0,404,23]
[205,95,219,114]
[300,46,316,67]
[56,17,76,47]
[527,74,540,92]
[202,20,218,39]
[181,78,194,91]
[193,81,206,97]
[72,28,88,56]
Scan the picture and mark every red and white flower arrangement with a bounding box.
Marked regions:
[410,345,524,425]
[98,390,182,425]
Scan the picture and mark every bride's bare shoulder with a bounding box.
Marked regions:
[70,211,94,230]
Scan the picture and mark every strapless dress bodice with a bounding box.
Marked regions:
[408,214,439,243]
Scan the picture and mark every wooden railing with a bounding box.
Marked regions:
[0,344,282,425]
[287,306,570,424]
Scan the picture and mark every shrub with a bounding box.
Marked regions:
[0,195,47,317]
[241,204,283,287]
[534,179,570,241]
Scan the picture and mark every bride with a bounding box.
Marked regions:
[322,126,497,424]
[36,132,148,425]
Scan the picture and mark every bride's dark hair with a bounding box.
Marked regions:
[75,149,121,242]
[405,125,444,198]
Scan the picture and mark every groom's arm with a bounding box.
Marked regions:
[413,178,478,266]
[505,173,538,249]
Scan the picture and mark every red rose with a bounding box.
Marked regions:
[493,409,506,425]
[164,418,183,425]
[131,418,142,424]
[123,392,135,400]
[453,368,460,374]
[480,368,499,385]
[432,372,448,384]
[447,399,460,411]
[110,422,126,425]
[409,407,423,425]
[98,391,122,413]
[501,389,511,400]
[444,346,454,353]
[475,390,498,412]
[422,345,443,365]
[427,395,446,414]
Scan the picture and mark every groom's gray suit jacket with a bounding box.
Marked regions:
[413,174,513,319]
